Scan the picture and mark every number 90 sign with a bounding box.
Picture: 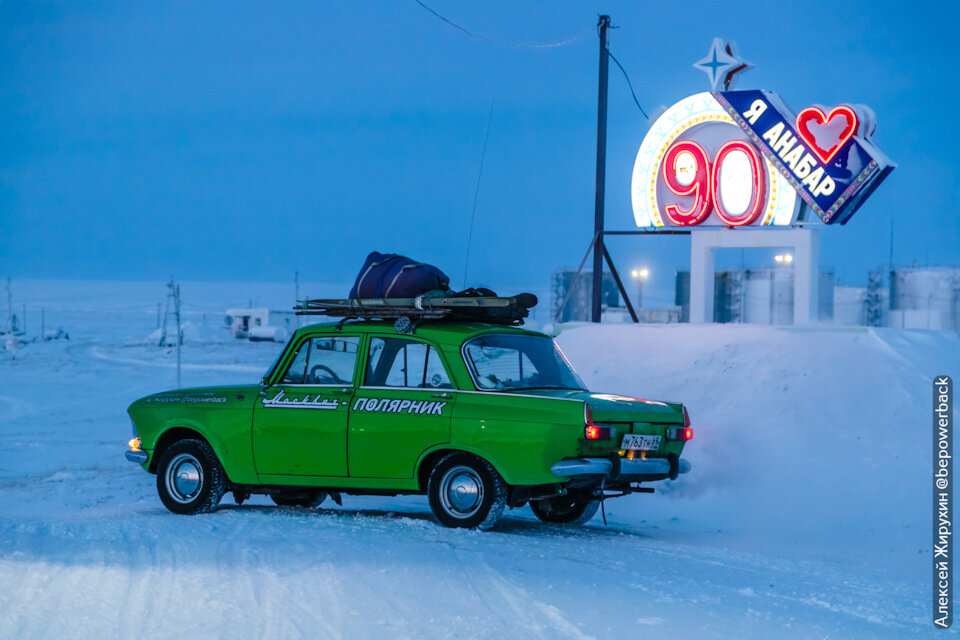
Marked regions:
[631,92,799,229]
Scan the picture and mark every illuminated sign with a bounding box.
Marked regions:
[631,92,800,228]
[631,45,894,229]
[714,90,894,224]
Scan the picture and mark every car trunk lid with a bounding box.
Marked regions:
[507,388,684,424]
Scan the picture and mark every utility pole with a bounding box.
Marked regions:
[161,279,182,387]
[159,292,169,346]
[5,277,13,334]
[169,280,182,388]
[294,271,301,328]
[591,15,611,323]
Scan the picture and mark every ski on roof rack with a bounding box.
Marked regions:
[295,293,538,325]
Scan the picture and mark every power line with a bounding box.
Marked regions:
[413,1,593,48]
[606,48,649,119]
[412,4,650,118]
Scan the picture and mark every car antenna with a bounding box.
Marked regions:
[462,102,494,289]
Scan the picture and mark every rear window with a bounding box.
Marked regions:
[463,334,585,392]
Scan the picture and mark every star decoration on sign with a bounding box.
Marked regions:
[693,37,753,92]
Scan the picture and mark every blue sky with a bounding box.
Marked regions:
[1,1,957,307]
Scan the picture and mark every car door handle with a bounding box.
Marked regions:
[431,392,452,399]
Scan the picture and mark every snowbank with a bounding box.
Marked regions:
[558,323,959,571]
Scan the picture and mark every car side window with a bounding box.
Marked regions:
[281,341,310,383]
[366,337,452,389]
[282,336,359,385]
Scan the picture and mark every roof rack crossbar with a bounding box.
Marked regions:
[294,294,537,326]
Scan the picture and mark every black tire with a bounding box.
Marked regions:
[270,491,327,508]
[428,452,507,530]
[155,438,227,515]
[530,492,600,525]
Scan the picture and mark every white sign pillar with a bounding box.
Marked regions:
[689,227,820,324]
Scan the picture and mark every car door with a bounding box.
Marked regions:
[348,335,454,478]
[251,334,360,477]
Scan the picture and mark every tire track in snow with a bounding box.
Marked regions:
[447,544,593,640]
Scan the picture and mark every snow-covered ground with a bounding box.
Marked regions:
[0,281,956,639]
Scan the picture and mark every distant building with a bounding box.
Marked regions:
[888,267,960,331]
[550,271,621,323]
[676,268,834,325]
[833,285,871,326]
[224,308,296,342]
[831,268,959,333]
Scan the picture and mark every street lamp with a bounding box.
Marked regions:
[631,268,649,309]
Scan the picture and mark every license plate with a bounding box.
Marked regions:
[620,434,661,451]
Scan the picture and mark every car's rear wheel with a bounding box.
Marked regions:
[428,452,506,530]
[270,491,327,508]
[156,438,227,515]
[530,491,600,525]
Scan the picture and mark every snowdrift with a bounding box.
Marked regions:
[558,323,959,571]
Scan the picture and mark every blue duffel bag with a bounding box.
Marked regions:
[349,252,451,299]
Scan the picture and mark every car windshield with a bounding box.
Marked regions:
[463,334,586,392]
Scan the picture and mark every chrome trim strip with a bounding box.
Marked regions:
[619,457,672,476]
[454,389,582,401]
[270,384,354,389]
[356,387,583,402]
[359,385,453,391]
[125,449,148,464]
[550,458,612,476]
[550,456,691,478]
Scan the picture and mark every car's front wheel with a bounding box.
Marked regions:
[530,491,600,525]
[156,438,227,514]
[428,452,506,530]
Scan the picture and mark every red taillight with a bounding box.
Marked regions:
[585,424,613,440]
[667,426,694,441]
[584,403,613,440]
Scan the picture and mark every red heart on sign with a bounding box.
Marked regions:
[795,106,858,164]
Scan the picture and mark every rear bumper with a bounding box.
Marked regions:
[551,456,691,482]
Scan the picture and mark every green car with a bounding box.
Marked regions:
[126,321,692,529]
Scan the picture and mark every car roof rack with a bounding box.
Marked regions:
[295,293,538,326]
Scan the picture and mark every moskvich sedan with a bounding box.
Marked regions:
[126,321,692,529]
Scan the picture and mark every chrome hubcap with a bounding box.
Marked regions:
[439,465,483,518]
[165,453,204,504]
